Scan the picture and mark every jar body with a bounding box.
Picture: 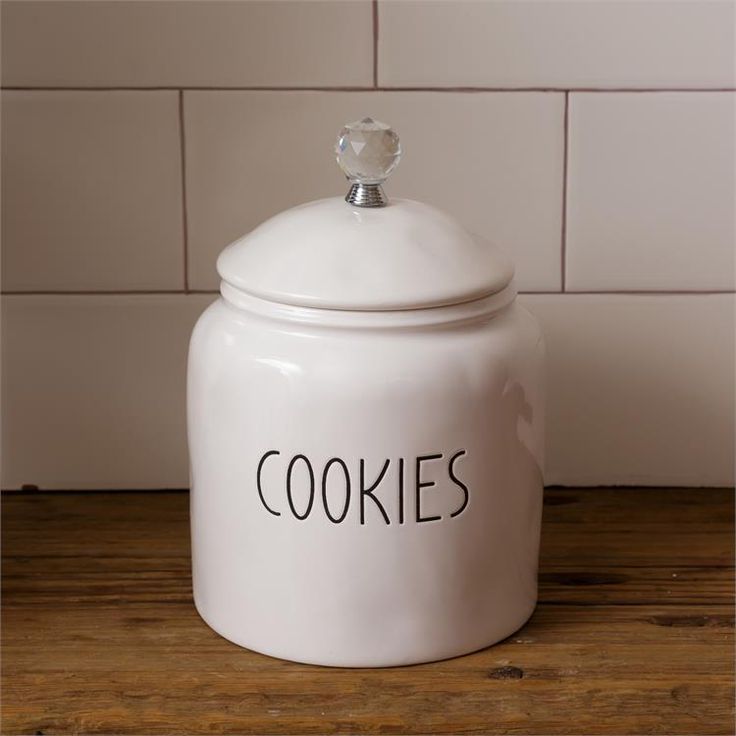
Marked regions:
[188,290,545,667]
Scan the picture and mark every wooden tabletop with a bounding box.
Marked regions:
[2,488,733,735]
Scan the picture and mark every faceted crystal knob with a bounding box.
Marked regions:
[335,117,401,207]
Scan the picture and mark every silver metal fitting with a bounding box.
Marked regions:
[345,182,388,208]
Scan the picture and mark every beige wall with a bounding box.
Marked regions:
[1,1,734,489]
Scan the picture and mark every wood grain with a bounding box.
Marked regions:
[2,488,734,735]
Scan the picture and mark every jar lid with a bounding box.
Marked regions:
[217,118,515,312]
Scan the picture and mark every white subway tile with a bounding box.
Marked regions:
[1,91,184,291]
[185,91,564,291]
[0,295,215,490]
[521,294,736,487]
[1,1,373,88]
[378,1,735,89]
[4,294,732,489]
[566,92,736,291]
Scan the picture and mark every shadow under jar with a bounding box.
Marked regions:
[187,118,545,667]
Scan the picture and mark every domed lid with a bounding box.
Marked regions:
[217,118,515,311]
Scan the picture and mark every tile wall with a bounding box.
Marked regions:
[2,1,734,488]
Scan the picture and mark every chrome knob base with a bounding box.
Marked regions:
[345,182,388,208]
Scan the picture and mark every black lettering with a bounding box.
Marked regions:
[257,450,281,516]
[448,450,470,518]
[321,457,351,524]
[360,459,391,525]
[398,457,405,525]
[286,454,315,521]
[416,454,443,523]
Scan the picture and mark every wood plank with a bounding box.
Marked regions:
[3,602,732,676]
[1,488,733,735]
[2,604,733,734]
[3,488,732,566]
[2,558,731,606]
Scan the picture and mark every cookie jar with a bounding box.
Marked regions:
[188,118,545,667]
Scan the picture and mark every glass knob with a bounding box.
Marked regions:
[335,117,401,207]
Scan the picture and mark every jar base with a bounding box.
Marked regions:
[193,593,538,669]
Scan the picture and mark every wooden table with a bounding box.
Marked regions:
[2,488,733,735]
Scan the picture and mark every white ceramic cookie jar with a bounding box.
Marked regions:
[188,118,545,667]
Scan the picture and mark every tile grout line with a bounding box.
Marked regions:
[1,290,192,296]
[521,290,736,296]
[561,91,569,292]
[178,90,190,293]
[3,86,736,93]
[2,290,734,297]
[372,0,379,88]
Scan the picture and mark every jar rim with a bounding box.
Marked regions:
[219,281,517,329]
